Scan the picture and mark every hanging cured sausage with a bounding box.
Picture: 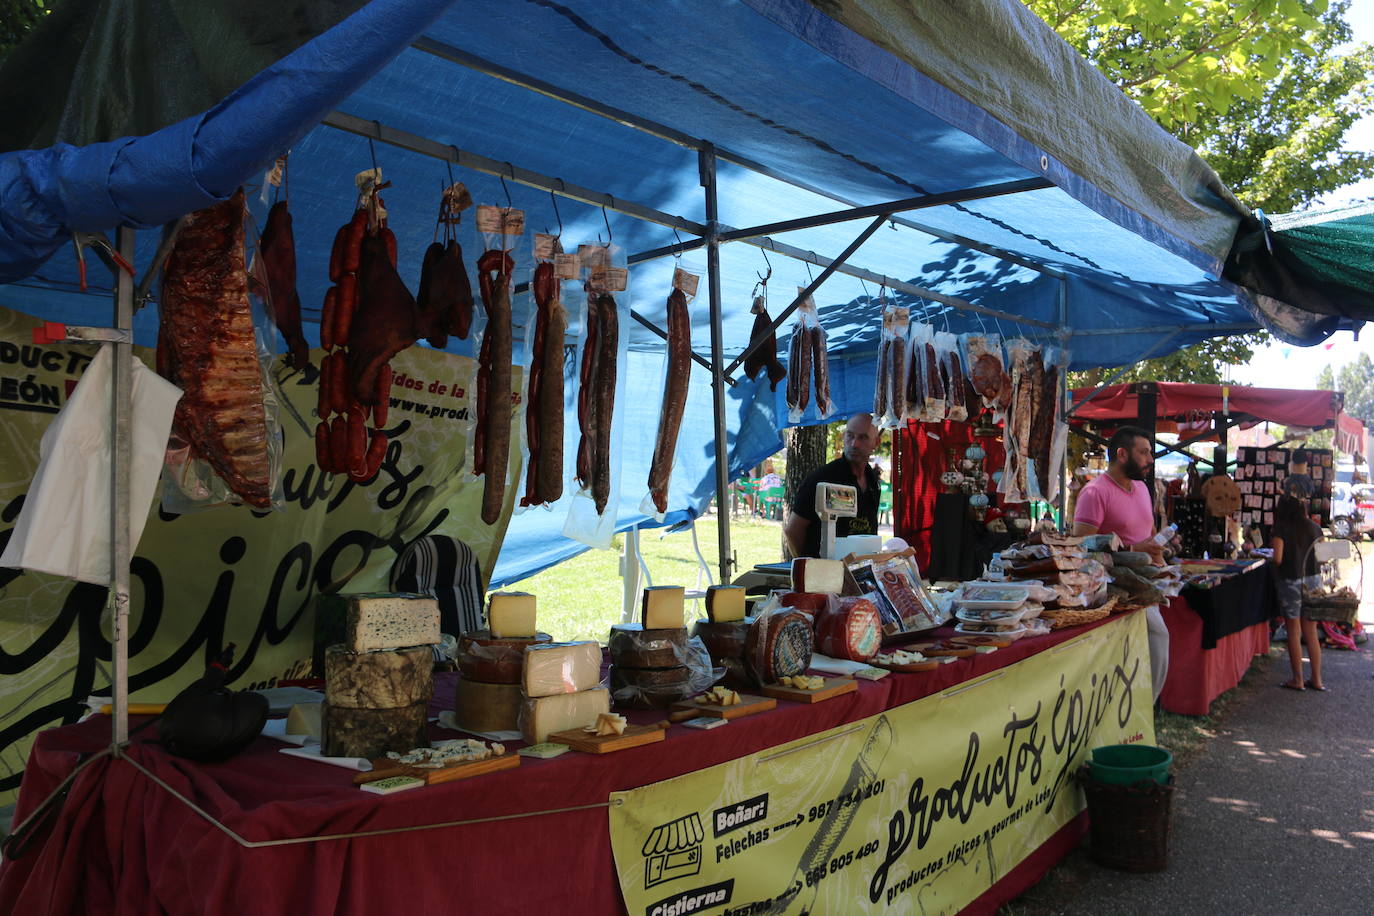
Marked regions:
[522,261,567,507]
[475,249,514,525]
[647,288,691,514]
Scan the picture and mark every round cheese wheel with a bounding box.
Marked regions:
[321,700,428,759]
[719,657,752,692]
[456,630,553,684]
[324,644,433,709]
[691,618,752,662]
[745,611,813,686]
[609,664,693,709]
[607,623,688,668]
[452,678,522,732]
[780,592,829,613]
[814,598,881,661]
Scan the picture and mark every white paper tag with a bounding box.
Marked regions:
[554,252,582,280]
[476,205,525,235]
[533,233,562,260]
[672,267,700,299]
[588,265,628,292]
[578,244,612,269]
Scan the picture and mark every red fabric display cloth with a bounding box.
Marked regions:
[1159,582,1273,716]
[895,419,1005,569]
[0,613,1133,916]
[1068,381,1338,430]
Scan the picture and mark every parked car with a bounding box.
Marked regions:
[1354,484,1374,540]
[1332,482,1362,539]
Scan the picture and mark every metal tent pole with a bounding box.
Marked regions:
[110,226,136,745]
[700,143,733,584]
[1057,281,1069,529]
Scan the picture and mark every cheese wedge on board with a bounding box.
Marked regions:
[519,688,610,744]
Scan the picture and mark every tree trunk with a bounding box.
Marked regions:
[782,424,830,559]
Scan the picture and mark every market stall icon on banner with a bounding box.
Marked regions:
[642,812,705,888]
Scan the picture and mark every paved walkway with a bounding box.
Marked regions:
[1010,630,1374,914]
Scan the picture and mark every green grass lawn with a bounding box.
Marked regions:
[508,512,788,643]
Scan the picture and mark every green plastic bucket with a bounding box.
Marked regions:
[1089,744,1172,786]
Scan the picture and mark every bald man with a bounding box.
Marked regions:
[784,413,883,557]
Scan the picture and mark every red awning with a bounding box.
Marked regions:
[1068,382,1339,430]
[1336,412,1366,460]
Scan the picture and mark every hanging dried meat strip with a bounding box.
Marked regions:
[159,189,272,508]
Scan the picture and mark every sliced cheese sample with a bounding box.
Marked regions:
[324,644,433,709]
[522,641,602,697]
[453,679,522,733]
[641,586,686,630]
[704,585,746,622]
[519,687,610,744]
[488,591,538,638]
[285,702,322,740]
[790,558,846,595]
[316,593,441,654]
[593,712,628,736]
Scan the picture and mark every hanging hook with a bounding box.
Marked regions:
[671,227,684,263]
[804,259,814,284]
[445,157,455,187]
[601,201,614,246]
[757,247,772,285]
[548,188,564,239]
[499,164,514,211]
[368,125,381,177]
[859,277,871,303]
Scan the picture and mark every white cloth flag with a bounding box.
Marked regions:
[0,345,182,585]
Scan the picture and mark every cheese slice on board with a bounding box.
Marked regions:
[488,592,537,638]
[641,586,686,629]
[522,641,602,697]
[791,558,845,595]
[286,702,322,739]
[519,687,610,744]
[705,585,746,622]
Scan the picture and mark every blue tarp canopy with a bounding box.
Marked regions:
[0,0,1344,584]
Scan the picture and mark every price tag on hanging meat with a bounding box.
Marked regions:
[672,267,699,301]
[476,205,525,235]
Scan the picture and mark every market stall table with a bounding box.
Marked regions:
[1159,562,1275,715]
[0,612,1151,916]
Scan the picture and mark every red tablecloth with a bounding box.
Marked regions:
[1159,595,1272,715]
[0,615,1131,916]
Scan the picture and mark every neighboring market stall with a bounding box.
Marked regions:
[0,1,1366,913]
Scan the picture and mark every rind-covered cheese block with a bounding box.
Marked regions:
[814,598,881,661]
[791,558,846,595]
[453,678,522,733]
[745,611,813,685]
[609,665,693,709]
[456,629,554,684]
[641,586,686,629]
[704,585,747,622]
[691,619,752,661]
[321,700,428,759]
[325,644,433,709]
[519,687,610,744]
[487,591,538,638]
[608,623,688,668]
[313,592,439,671]
[522,641,603,697]
[780,592,830,613]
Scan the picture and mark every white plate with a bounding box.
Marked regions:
[956,582,1032,610]
[956,606,1029,625]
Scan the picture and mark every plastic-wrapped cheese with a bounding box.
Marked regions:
[745,611,813,685]
[457,629,554,684]
[608,665,693,709]
[704,585,746,622]
[488,592,537,638]
[641,586,686,629]
[691,618,752,661]
[608,623,688,668]
[519,687,610,743]
[814,597,881,661]
[522,641,602,697]
[791,558,846,595]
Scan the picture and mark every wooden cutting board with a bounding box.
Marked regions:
[548,723,665,754]
[761,677,858,704]
[354,752,519,786]
[670,694,776,720]
[869,657,942,673]
[903,641,976,658]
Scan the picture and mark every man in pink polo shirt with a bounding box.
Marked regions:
[1073,426,1169,699]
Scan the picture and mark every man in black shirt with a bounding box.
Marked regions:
[784,413,882,558]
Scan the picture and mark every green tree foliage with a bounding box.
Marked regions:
[1317,352,1374,420]
[0,0,45,60]
[1026,0,1374,212]
[1029,0,1372,383]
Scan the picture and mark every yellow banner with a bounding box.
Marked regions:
[610,612,1153,916]
[0,303,519,801]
